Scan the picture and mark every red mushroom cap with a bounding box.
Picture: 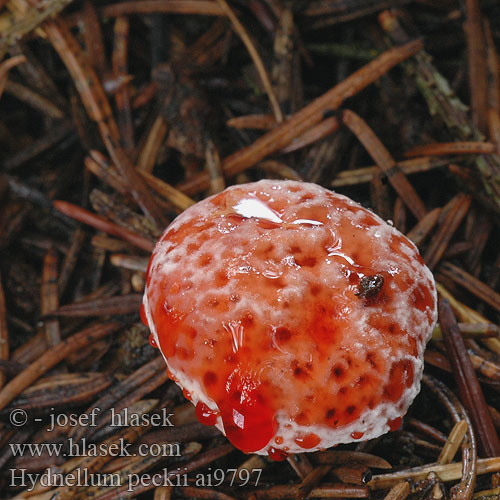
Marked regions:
[142,180,437,456]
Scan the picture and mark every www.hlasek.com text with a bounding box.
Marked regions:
[10,438,180,459]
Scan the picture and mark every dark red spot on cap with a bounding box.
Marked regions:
[274,327,291,343]
[204,371,217,387]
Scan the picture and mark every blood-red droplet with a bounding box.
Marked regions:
[294,433,320,449]
[148,333,158,349]
[275,436,284,445]
[195,402,218,426]
[182,388,192,401]
[267,446,288,461]
[388,417,402,431]
[218,372,277,453]
[351,431,364,440]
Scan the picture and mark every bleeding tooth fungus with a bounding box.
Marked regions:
[142,180,437,458]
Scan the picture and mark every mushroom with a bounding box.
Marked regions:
[142,180,437,458]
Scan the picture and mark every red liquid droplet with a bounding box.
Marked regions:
[166,369,178,382]
[148,333,158,349]
[183,388,192,401]
[295,433,320,449]
[195,402,219,426]
[351,431,364,440]
[275,436,284,445]
[140,303,148,326]
[267,446,288,461]
[388,417,402,431]
[218,371,277,453]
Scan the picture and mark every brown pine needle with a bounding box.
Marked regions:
[440,262,500,314]
[369,457,500,490]
[154,486,173,500]
[383,481,410,500]
[137,115,168,173]
[0,322,120,412]
[41,247,60,347]
[215,0,283,124]
[54,200,155,252]
[424,193,472,270]
[227,113,277,130]
[332,157,450,188]
[0,54,26,99]
[438,420,469,465]
[439,298,500,457]
[178,39,423,196]
[44,18,168,228]
[101,0,224,17]
[465,0,488,134]
[342,109,427,220]
[280,116,340,154]
[405,142,496,158]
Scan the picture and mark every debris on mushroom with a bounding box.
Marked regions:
[355,274,385,300]
[142,180,437,458]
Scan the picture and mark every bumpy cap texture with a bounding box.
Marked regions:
[142,180,437,456]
